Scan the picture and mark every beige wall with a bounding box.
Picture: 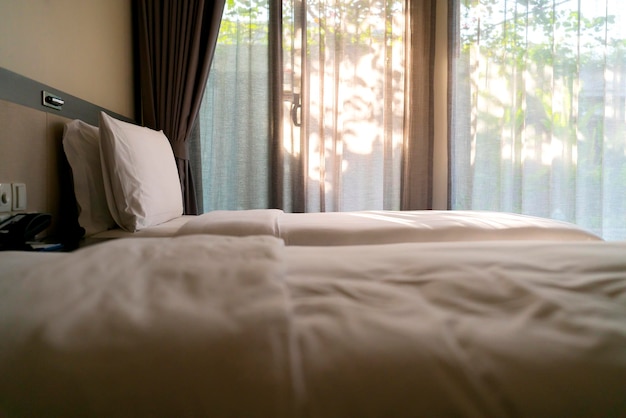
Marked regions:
[0,0,134,118]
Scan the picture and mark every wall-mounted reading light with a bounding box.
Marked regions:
[42,91,64,110]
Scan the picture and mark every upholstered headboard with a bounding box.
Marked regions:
[0,67,134,242]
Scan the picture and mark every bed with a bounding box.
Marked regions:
[61,114,602,247]
[1,234,625,417]
[86,209,603,244]
[2,110,623,417]
[173,208,602,244]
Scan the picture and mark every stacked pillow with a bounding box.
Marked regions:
[62,120,116,236]
[62,112,183,236]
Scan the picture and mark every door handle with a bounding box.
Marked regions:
[291,93,302,127]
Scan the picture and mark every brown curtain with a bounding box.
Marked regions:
[268,0,285,211]
[401,0,437,210]
[134,0,225,214]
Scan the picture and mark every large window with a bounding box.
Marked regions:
[198,0,407,213]
[198,0,271,211]
[450,0,626,240]
[281,0,405,212]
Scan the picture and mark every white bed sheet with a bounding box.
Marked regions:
[176,209,602,244]
[89,215,196,239]
[1,236,624,417]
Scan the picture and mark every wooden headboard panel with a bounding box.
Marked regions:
[0,99,72,237]
[0,67,135,243]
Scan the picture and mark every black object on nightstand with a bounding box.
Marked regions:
[0,213,52,251]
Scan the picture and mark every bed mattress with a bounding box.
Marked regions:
[89,215,196,239]
[90,210,601,245]
[175,209,602,244]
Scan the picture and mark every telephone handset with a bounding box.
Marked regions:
[0,213,52,250]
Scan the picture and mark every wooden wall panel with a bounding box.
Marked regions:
[0,99,71,237]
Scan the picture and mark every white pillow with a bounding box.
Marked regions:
[62,120,116,236]
[99,112,183,232]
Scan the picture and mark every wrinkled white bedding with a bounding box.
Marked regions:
[1,236,624,417]
[89,215,196,239]
[176,209,602,244]
[0,236,292,417]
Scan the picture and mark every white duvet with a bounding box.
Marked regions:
[175,209,602,244]
[1,236,625,417]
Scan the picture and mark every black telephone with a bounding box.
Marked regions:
[0,213,52,250]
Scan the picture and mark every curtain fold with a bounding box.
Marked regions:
[134,0,225,214]
[401,0,437,210]
[269,0,285,210]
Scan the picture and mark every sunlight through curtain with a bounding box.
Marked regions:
[198,0,436,213]
[449,0,626,240]
[279,0,406,212]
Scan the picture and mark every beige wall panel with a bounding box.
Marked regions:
[0,100,71,236]
[0,0,134,118]
[0,100,48,215]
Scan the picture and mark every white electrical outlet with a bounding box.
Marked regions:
[0,183,11,212]
[12,183,26,211]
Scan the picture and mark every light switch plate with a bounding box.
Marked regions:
[0,183,11,212]
[12,183,26,211]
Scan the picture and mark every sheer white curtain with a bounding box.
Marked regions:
[199,0,435,213]
[449,0,626,240]
[198,0,271,212]
[280,0,406,212]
